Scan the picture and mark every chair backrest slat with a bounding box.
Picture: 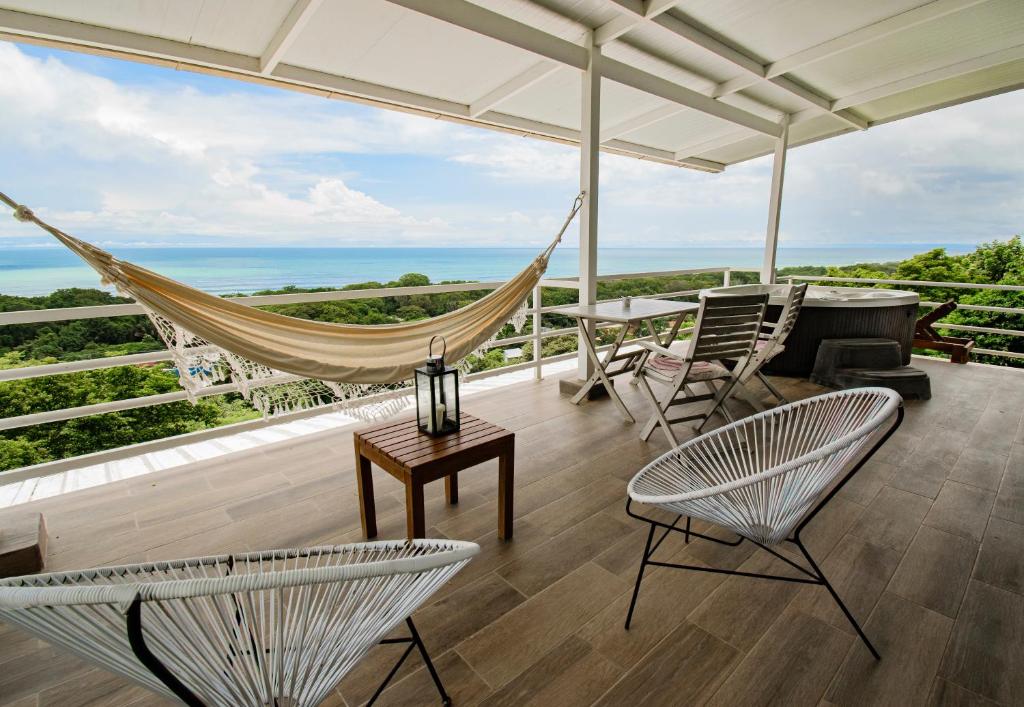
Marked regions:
[732,283,808,382]
[688,293,768,362]
[774,282,808,346]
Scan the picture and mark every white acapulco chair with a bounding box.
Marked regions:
[624,387,903,659]
[0,540,479,707]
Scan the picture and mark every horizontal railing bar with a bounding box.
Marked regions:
[787,275,1024,292]
[0,280,509,325]
[548,267,735,284]
[539,294,700,313]
[0,267,737,326]
[920,301,1024,315]
[0,324,592,383]
[0,317,683,429]
[643,289,701,300]
[537,278,581,289]
[0,386,232,430]
[0,374,303,431]
[972,348,1024,359]
[0,341,653,482]
[0,319,619,384]
[0,349,175,381]
[935,323,1024,337]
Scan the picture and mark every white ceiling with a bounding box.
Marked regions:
[1,0,1022,172]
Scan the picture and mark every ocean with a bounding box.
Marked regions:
[0,245,973,296]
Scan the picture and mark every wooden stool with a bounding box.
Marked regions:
[353,413,515,540]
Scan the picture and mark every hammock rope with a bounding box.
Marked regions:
[2,190,585,418]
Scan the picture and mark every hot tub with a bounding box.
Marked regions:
[700,284,920,375]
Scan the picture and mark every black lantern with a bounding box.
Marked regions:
[415,336,460,436]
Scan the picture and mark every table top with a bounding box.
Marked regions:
[549,297,699,324]
[354,412,512,470]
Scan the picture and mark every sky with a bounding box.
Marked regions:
[0,40,1022,251]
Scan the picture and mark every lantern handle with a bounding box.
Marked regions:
[429,335,446,361]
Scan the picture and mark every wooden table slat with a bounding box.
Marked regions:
[367,418,493,460]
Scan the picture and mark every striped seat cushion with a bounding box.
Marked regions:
[646,355,727,381]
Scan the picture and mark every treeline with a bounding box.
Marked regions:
[1,238,1021,470]
[798,237,1024,365]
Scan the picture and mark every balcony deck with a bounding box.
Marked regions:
[1,356,1022,706]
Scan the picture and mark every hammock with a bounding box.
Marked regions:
[2,190,584,418]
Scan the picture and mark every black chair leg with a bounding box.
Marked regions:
[795,538,880,660]
[624,523,656,630]
[368,617,451,705]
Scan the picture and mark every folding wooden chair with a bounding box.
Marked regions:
[635,293,768,446]
[729,282,808,409]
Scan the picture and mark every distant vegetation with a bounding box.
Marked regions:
[1,237,1021,471]
[789,236,1024,365]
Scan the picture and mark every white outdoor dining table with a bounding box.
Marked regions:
[550,298,700,422]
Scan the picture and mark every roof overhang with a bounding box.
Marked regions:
[1,0,1023,173]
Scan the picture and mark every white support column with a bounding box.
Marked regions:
[761,114,790,284]
[578,32,601,380]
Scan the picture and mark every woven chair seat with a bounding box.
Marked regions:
[628,388,900,545]
[0,540,477,707]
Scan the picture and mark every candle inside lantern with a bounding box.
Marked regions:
[415,335,460,437]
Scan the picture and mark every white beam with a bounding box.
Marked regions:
[0,7,258,72]
[594,0,677,45]
[761,115,790,284]
[674,129,753,161]
[600,104,680,142]
[605,139,722,171]
[382,0,588,69]
[260,0,323,74]
[469,60,560,117]
[0,6,726,171]
[274,63,471,116]
[653,13,765,77]
[674,99,860,161]
[601,57,782,136]
[832,43,1024,110]
[578,33,601,380]
[647,11,868,131]
[713,0,990,96]
[767,0,991,78]
[387,0,782,136]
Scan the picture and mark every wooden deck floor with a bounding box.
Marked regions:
[1,357,1023,706]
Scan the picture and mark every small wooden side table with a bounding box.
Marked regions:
[354,412,515,540]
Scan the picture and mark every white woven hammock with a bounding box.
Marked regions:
[1,190,583,419]
[0,540,478,706]
[628,387,901,545]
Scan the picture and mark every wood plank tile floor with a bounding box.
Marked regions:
[1,357,1022,706]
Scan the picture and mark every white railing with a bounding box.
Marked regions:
[0,267,748,435]
[4,265,1023,480]
[785,274,1024,361]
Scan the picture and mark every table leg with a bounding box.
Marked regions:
[406,480,426,539]
[570,320,601,403]
[498,444,514,540]
[578,324,635,423]
[445,472,459,505]
[356,452,377,539]
[661,311,688,347]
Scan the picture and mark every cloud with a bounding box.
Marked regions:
[0,43,470,242]
[1,41,1022,253]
